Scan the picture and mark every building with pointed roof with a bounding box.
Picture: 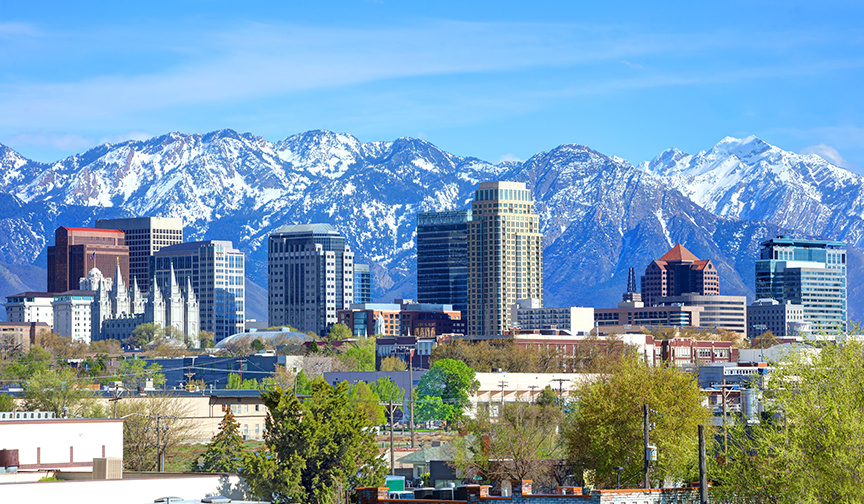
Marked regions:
[641,243,719,307]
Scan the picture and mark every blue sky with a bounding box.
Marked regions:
[1,1,863,172]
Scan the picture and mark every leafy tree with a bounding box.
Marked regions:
[226,372,260,390]
[115,395,194,471]
[263,364,296,390]
[535,385,558,406]
[713,340,864,502]
[3,346,52,381]
[340,336,375,371]
[242,379,387,504]
[129,323,163,347]
[117,358,166,389]
[251,338,266,352]
[379,356,407,371]
[22,367,103,417]
[371,377,404,405]
[0,393,15,411]
[89,339,122,355]
[562,353,710,488]
[454,402,563,487]
[35,331,89,360]
[348,381,385,425]
[199,330,215,349]
[415,359,479,423]
[326,323,352,342]
[194,409,245,473]
[295,370,313,395]
[749,329,779,349]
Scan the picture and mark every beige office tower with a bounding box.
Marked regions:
[468,181,543,336]
[95,217,184,295]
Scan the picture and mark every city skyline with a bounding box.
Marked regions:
[1,2,862,174]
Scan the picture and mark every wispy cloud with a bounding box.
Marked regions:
[801,143,850,168]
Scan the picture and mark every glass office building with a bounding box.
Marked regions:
[755,236,846,336]
[416,210,471,316]
[354,264,372,304]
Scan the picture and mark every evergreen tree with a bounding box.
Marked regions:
[195,409,245,473]
[243,379,387,504]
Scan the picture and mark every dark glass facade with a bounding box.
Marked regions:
[416,210,470,315]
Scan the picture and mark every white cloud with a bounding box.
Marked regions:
[3,132,95,152]
[801,143,849,168]
[496,153,523,164]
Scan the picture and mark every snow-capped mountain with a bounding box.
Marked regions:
[0,130,861,322]
[642,135,864,248]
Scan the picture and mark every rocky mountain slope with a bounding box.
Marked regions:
[0,130,860,321]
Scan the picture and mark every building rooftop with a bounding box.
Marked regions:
[59,226,123,234]
[271,223,339,235]
[155,240,238,255]
[6,291,56,299]
[760,235,846,248]
[659,243,701,262]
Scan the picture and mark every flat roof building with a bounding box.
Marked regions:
[47,227,129,294]
[658,293,748,337]
[416,210,471,315]
[96,216,183,294]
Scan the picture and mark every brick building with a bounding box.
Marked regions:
[641,244,719,307]
[47,227,129,294]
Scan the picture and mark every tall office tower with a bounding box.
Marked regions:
[354,264,372,304]
[640,243,719,307]
[152,240,245,343]
[47,227,129,293]
[96,217,183,294]
[467,181,543,336]
[755,236,847,336]
[268,224,354,336]
[416,210,471,315]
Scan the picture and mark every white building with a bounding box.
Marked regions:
[510,299,594,335]
[52,290,95,342]
[4,292,55,328]
[471,372,597,412]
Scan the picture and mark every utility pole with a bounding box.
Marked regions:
[527,385,538,403]
[409,349,415,448]
[551,378,568,406]
[719,379,737,454]
[643,404,650,488]
[380,398,397,475]
[498,380,508,412]
[698,425,708,504]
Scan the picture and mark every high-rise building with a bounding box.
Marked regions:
[467,181,543,336]
[47,227,129,293]
[152,240,245,343]
[641,244,719,306]
[268,224,354,336]
[755,236,846,336]
[657,294,748,337]
[416,210,470,315]
[354,264,372,304]
[95,217,183,294]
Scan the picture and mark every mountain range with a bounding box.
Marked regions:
[0,130,861,323]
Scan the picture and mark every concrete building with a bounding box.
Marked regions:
[354,263,372,304]
[641,243,719,307]
[755,235,847,336]
[338,300,465,339]
[658,293,748,337]
[748,298,808,339]
[595,302,703,334]
[96,216,184,294]
[510,299,594,335]
[268,224,354,336]
[47,227,129,294]
[375,334,451,370]
[0,321,50,356]
[153,240,244,344]
[52,290,95,342]
[4,292,55,328]
[416,210,471,315]
[468,182,543,336]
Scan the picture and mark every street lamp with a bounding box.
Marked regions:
[613,466,624,489]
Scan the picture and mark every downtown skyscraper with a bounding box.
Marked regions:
[467,181,543,336]
[268,224,354,337]
[416,209,471,315]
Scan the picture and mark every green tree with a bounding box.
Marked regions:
[348,381,385,425]
[117,358,166,389]
[294,370,313,395]
[242,379,387,504]
[226,373,260,390]
[535,385,557,406]
[22,367,103,417]
[563,353,710,488]
[251,338,266,352]
[3,346,52,381]
[415,359,479,423]
[379,356,407,371]
[713,340,864,502]
[129,323,163,347]
[370,377,404,405]
[115,395,194,471]
[199,330,215,349]
[194,409,245,473]
[0,393,15,411]
[340,337,375,371]
[454,402,563,486]
[326,323,352,342]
